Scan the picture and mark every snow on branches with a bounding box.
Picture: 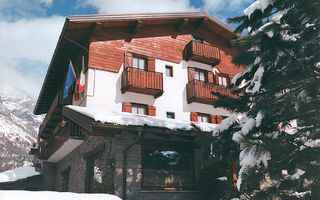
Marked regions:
[244,0,273,19]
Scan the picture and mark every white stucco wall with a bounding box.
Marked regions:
[83,58,232,122]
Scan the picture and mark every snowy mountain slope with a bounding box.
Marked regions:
[0,89,43,172]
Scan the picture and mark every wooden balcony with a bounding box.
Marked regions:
[186,80,236,105]
[183,40,221,66]
[38,91,73,139]
[121,67,163,98]
[35,122,84,162]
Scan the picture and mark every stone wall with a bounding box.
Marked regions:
[54,131,203,200]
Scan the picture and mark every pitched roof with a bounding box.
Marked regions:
[34,12,239,115]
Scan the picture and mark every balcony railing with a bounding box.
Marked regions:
[38,90,73,139]
[121,67,163,98]
[183,40,221,66]
[186,80,236,105]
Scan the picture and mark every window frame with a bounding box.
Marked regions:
[165,65,173,77]
[131,103,148,115]
[166,112,175,119]
[141,144,195,190]
[197,113,210,123]
[60,167,71,192]
[194,68,207,82]
[217,73,230,86]
[132,55,147,70]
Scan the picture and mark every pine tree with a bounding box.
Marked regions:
[212,0,320,199]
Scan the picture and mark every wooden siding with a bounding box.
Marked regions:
[186,80,236,105]
[216,51,244,78]
[121,67,163,97]
[88,35,193,72]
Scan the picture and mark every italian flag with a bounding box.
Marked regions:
[76,56,86,94]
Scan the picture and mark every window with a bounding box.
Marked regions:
[197,113,210,123]
[218,74,229,86]
[166,112,175,119]
[86,151,104,193]
[61,167,71,192]
[132,103,148,115]
[195,69,206,82]
[142,145,194,190]
[165,65,173,77]
[132,56,146,70]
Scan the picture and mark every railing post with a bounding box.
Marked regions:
[126,67,129,87]
[193,80,196,99]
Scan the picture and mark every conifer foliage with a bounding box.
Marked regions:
[213,0,320,198]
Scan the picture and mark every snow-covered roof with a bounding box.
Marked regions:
[0,166,40,183]
[0,190,121,200]
[65,105,218,133]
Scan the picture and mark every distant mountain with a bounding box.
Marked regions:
[0,89,43,172]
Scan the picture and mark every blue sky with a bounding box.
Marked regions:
[0,0,252,99]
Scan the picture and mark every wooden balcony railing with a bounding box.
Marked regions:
[186,80,236,105]
[183,40,221,66]
[38,90,73,139]
[121,67,163,98]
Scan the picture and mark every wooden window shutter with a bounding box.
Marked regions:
[216,116,223,124]
[215,73,220,85]
[188,67,195,82]
[211,115,217,124]
[227,76,231,86]
[208,72,214,84]
[124,52,133,68]
[148,57,155,71]
[190,112,198,122]
[122,102,132,113]
[148,105,156,116]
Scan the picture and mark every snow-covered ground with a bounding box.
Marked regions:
[0,166,39,183]
[0,190,122,200]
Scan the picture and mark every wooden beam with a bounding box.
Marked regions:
[125,20,143,42]
[194,17,209,30]
[131,20,143,34]
[176,18,189,32]
[91,22,103,37]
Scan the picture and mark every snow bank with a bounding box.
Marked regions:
[0,190,121,200]
[0,166,39,183]
[66,105,218,133]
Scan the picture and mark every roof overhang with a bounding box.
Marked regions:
[62,105,217,136]
[34,12,240,115]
